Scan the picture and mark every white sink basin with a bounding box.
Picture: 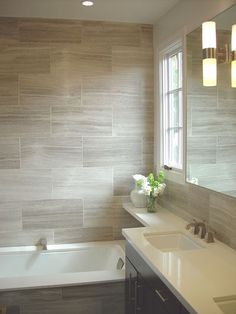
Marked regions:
[144,232,203,252]
[214,295,236,314]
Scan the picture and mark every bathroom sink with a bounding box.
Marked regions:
[214,296,236,314]
[144,232,203,252]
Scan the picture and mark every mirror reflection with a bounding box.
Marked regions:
[186,5,236,197]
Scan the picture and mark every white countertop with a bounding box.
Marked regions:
[122,202,236,314]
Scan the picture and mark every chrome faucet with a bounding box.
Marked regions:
[36,238,47,251]
[197,221,207,239]
[186,219,200,235]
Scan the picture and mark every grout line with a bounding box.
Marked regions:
[82,198,85,227]
[82,136,84,167]
[19,137,21,169]
[50,105,52,137]
[17,74,20,106]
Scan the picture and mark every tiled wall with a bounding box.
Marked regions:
[0,17,153,246]
[0,281,124,314]
[187,28,236,197]
[160,180,236,250]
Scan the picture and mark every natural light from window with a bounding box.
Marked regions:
[160,42,183,171]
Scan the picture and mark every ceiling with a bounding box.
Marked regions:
[0,0,180,24]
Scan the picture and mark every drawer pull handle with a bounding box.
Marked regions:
[135,280,142,313]
[155,289,168,303]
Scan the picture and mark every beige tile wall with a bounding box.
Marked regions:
[161,179,236,250]
[0,17,153,246]
[0,281,124,314]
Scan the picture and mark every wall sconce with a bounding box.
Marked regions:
[231,24,236,88]
[202,21,217,86]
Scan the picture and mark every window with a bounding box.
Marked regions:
[160,42,183,171]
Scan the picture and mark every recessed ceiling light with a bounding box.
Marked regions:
[81,0,94,6]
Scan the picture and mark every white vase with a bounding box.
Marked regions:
[130,186,147,208]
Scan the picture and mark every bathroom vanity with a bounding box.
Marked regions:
[126,242,189,314]
[123,203,236,314]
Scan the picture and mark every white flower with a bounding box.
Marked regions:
[133,174,146,182]
[144,185,151,196]
[156,183,166,196]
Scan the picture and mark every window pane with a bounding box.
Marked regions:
[169,54,179,90]
[169,128,181,168]
[169,92,179,128]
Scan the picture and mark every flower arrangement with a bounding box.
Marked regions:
[133,171,166,212]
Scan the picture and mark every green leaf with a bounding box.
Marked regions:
[157,170,165,183]
[136,179,143,188]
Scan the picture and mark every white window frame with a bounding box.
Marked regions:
[159,40,184,174]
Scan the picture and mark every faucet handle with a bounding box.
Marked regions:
[185,219,200,235]
[205,228,215,243]
[198,220,207,239]
[36,238,47,250]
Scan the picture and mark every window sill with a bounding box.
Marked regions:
[161,167,185,184]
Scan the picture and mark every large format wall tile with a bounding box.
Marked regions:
[0,74,18,97]
[0,201,22,232]
[21,137,83,168]
[0,105,50,137]
[83,197,114,228]
[0,287,62,305]
[20,73,81,97]
[0,45,50,74]
[19,19,82,43]
[0,169,52,201]
[81,21,140,47]
[83,137,142,167]
[0,229,54,247]
[0,17,154,247]
[0,137,20,169]
[0,282,124,314]
[52,105,112,136]
[52,167,113,199]
[22,199,83,230]
[140,25,153,48]
[22,299,102,314]
[54,226,113,244]
[20,95,81,107]
[112,95,153,136]
[0,18,18,44]
[80,54,112,77]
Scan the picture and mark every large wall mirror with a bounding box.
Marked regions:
[186,5,236,197]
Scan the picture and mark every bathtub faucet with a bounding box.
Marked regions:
[36,238,48,251]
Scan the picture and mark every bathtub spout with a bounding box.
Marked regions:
[36,238,47,251]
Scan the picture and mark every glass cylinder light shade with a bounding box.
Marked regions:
[231,24,236,88]
[202,21,217,86]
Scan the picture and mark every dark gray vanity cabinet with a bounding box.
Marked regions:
[126,257,143,314]
[125,242,190,314]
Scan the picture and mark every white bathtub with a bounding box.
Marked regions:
[0,240,125,291]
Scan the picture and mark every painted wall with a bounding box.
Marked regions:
[0,17,153,246]
[155,0,236,250]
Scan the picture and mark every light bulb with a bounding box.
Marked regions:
[202,21,216,49]
[202,21,217,87]
[231,24,236,51]
[203,58,217,87]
